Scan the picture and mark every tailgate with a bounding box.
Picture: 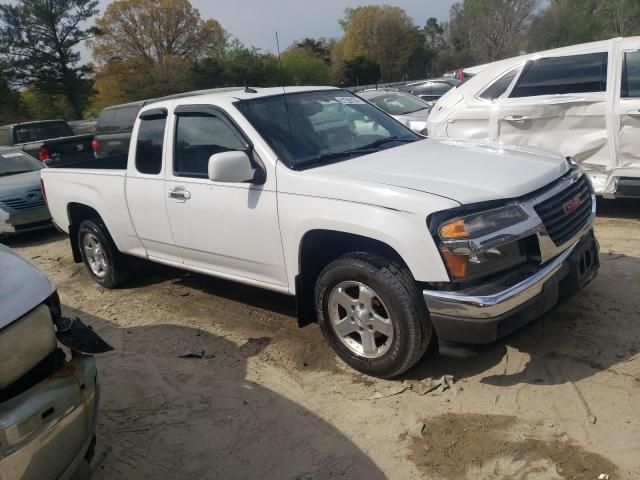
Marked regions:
[44,135,94,166]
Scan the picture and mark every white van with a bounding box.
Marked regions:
[426,37,640,198]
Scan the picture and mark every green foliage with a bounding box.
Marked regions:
[342,56,381,86]
[20,87,76,120]
[281,48,331,85]
[0,0,98,119]
[0,66,25,124]
[529,0,640,51]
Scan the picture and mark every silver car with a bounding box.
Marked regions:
[358,91,431,135]
[0,244,111,479]
[0,148,52,236]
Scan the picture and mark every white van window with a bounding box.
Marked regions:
[479,68,519,100]
[510,52,608,98]
[622,50,640,98]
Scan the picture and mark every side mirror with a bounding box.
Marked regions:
[208,151,256,183]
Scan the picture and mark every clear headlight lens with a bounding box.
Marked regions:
[0,305,57,389]
[439,205,527,240]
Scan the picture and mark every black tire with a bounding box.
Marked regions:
[315,252,433,378]
[77,218,129,288]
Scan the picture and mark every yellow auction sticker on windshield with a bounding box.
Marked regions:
[335,96,365,105]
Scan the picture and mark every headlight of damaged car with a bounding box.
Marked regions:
[439,205,527,240]
[438,205,528,280]
[0,305,57,389]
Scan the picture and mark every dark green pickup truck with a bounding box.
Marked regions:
[0,120,93,167]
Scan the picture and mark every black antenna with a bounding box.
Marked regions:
[276,31,294,147]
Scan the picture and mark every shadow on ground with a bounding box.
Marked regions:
[66,306,385,480]
[1,227,64,248]
[403,253,640,387]
[596,198,640,219]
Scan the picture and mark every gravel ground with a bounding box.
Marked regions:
[4,198,640,480]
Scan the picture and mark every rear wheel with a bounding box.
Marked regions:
[78,218,129,288]
[315,252,433,378]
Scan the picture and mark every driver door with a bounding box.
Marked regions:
[164,105,287,287]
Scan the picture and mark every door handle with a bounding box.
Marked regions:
[626,110,640,119]
[504,115,531,123]
[168,187,191,201]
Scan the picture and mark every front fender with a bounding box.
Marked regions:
[278,193,454,294]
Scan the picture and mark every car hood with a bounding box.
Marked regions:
[0,170,42,198]
[395,108,430,123]
[0,244,55,328]
[313,138,569,205]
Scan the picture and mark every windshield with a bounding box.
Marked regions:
[13,122,73,143]
[0,150,42,176]
[236,90,420,169]
[365,92,430,115]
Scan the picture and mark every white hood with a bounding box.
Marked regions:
[310,138,569,205]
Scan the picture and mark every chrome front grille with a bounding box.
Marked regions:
[0,191,46,211]
[534,175,592,246]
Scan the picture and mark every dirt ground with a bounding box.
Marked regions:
[5,198,640,480]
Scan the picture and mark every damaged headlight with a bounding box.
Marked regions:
[0,305,57,389]
[437,205,529,281]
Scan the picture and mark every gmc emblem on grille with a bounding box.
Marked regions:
[563,195,583,215]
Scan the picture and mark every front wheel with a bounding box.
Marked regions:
[315,252,433,378]
[78,218,129,288]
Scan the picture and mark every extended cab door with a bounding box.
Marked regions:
[491,50,611,174]
[163,104,287,287]
[124,107,181,263]
[617,42,640,187]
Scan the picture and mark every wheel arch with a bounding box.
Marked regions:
[67,203,109,263]
[295,229,411,327]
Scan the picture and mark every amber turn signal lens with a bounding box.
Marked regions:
[440,247,468,279]
[439,218,469,239]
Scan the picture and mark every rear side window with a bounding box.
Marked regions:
[622,50,640,98]
[174,114,245,178]
[480,68,518,100]
[113,106,140,132]
[0,127,10,145]
[135,115,166,175]
[96,109,116,134]
[510,53,608,98]
[13,122,73,143]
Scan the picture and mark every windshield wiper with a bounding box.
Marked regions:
[358,136,417,150]
[298,137,418,169]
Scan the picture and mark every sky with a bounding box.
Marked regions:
[90,0,459,55]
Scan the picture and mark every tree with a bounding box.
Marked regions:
[340,6,418,82]
[528,0,604,50]
[90,0,226,98]
[342,56,381,86]
[451,0,539,63]
[0,65,24,124]
[424,17,446,76]
[281,47,331,85]
[0,0,98,119]
[291,38,332,65]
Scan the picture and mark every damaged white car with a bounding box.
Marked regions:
[426,37,640,198]
[0,244,111,479]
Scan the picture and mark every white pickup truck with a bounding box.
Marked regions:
[41,86,599,377]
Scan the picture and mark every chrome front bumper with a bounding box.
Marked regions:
[0,355,98,480]
[424,241,576,320]
[424,231,599,344]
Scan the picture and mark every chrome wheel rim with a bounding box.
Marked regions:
[328,281,394,359]
[83,233,108,278]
